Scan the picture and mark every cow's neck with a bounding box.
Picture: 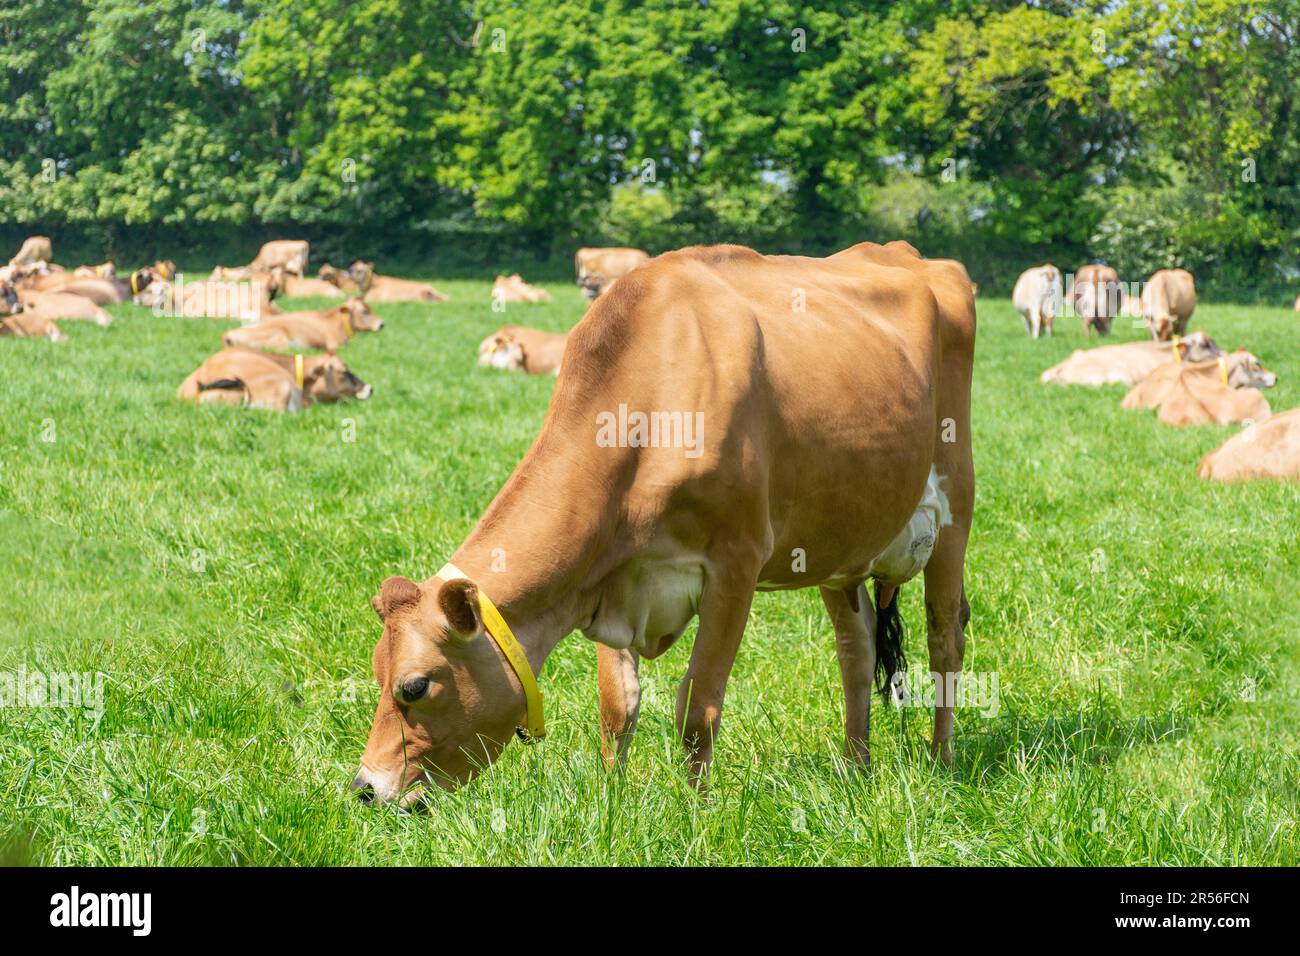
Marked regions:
[441,434,628,672]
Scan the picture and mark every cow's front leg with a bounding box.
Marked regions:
[597,644,641,769]
[676,564,758,785]
[820,583,875,768]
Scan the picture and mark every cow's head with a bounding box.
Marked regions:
[1177,331,1222,363]
[0,279,20,315]
[127,268,155,301]
[347,260,375,293]
[152,260,175,281]
[478,331,525,371]
[304,351,372,403]
[1224,350,1277,389]
[578,274,607,301]
[354,575,525,804]
[342,297,383,332]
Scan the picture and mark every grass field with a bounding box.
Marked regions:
[1,277,1297,866]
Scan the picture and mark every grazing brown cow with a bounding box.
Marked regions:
[477,325,567,375]
[1071,263,1123,336]
[492,274,552,304]
[221,299,382,351]
[17,289,112,326]
[352,240,976,804]
[7,237,53,268]
[1011,264,1062,338]
[1121,350,1276,412]
[1040,332,1222,387]
[1142,269,1196,341]
[177,347,371,411]
[575,247,651,300]
[247,240,309,277]
[1198,409,1300,482]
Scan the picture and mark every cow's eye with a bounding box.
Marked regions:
[398,677,430,702]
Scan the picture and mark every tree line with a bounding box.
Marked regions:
[2,0,1297,296]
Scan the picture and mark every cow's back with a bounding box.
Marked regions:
[549,242,964,584]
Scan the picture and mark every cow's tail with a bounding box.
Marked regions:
[874,581,907,700]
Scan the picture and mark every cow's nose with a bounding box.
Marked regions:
[375,320,384,330]
[350,775,375,805]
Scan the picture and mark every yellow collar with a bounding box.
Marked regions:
[130,272,140,296]
[1217,355,1230,386]
[437,562,545,742]
[341,310,353,337]
[294,353,305,390]
[1172,339,1183,363]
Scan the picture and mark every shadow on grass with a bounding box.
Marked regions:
[767,701,1189,784]
[949,705,1188,782]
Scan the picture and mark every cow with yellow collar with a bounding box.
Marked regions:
[1121,348,1276,426]
[1122,348,1277,411]
[220,298,382,351]
[352,240,976,804]
[177,347,371,411]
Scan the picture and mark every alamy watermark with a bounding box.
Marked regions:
[0,658,104,718]
[595,404,705,459]
[888,666,1000,718]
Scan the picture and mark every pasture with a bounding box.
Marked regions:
[1,282,1296,865]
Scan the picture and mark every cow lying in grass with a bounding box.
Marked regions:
[158,276,281,321]
[73,261,116,279]
[18,290,112,326]
[1199,409,1300,482]
[0,279,67,340]
[23,268,162,306]
[352,240,975,803]
[271,267,344,299]
[575,246,650,301]
[1122,353,1274,427]
[1121,349,1276,411]
[322,261,449,302]
[1040,331,1221,387]
[221,299,382,351]
[177,347,371,411]
[492,274,552,304]
[477,325,567,375]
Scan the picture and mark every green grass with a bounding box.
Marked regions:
[1,281,1297,866]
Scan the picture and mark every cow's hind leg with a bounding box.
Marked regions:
[924,529,971,765]
[820,583,875,767]
[597,644,641,769]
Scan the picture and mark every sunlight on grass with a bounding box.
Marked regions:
[0,286,1296,864]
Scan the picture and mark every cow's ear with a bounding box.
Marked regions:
[373,576,421,621]
[438,578,483,641]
